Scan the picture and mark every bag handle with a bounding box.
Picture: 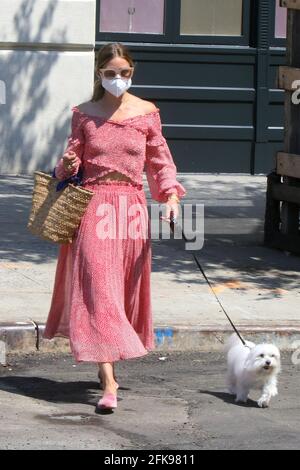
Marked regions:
[51,165,83,192]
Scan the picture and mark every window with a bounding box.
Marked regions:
[275,0,287,39]
[270,0,286,47]
[99,0,165,35]
[180,0,243,37]
[96,0,250,46]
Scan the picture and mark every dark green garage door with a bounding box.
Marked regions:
[96,0,287,175]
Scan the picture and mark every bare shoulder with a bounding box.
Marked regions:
[143,101,158,113]
[140,99,159,114]
[128,96,158,114]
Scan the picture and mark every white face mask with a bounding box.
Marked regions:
[101,76,132,98]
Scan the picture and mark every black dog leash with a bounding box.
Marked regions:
[169,211,247,348]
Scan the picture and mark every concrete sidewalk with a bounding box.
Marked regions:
[1,173,300,355]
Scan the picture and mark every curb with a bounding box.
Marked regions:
[1,323,300,364]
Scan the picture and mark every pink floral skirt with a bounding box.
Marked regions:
[43,180,155,363]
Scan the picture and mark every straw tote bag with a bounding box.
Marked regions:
[27,166,94,244]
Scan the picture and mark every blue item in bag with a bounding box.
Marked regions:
[52,166,83,192]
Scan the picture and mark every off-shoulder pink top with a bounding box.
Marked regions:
[55,106,186,203]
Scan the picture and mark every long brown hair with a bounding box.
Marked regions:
[91,43,135,102]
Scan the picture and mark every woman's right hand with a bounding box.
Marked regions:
[62,151,78,174]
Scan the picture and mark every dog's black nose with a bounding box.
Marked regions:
[265,360,271,366]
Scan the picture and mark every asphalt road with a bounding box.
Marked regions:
[0,351,299,450]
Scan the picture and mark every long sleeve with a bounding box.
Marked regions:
[144,111,186,203]
[54,108,85,180]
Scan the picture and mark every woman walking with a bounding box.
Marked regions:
[43,42,186,411]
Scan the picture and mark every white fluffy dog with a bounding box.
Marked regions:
[225,333,281,408]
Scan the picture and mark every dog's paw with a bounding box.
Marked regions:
[269,387,278,398]
[257,398,270,408]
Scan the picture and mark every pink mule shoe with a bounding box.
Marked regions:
[97,392,118,410]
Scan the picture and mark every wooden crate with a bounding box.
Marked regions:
[264,154,300,254]
[264,3,300,255]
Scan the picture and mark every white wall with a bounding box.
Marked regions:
[0,0,96,174]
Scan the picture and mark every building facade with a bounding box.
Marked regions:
[0,1,287,175]
[0,0,96,175]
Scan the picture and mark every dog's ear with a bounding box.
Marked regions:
[243,347,254,369]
